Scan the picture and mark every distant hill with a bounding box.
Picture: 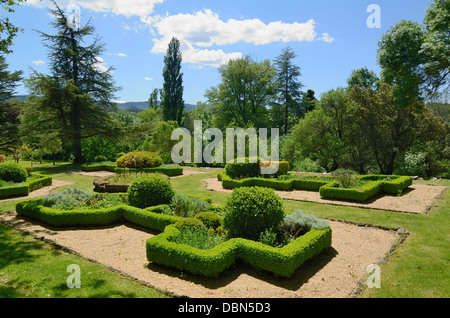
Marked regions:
[12,95,197,112]
[117,101,197,112]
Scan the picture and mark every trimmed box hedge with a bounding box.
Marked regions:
[115,166,183,177]
[0,175,52,199]
[16,199,183,229]
[16,196,331,278]
[217,172,330,191]
[146,225,332,278]
[218,172,413,202]
[81,163,184,176]
[319,181,383,202]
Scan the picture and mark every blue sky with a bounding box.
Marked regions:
[6,0,432,105]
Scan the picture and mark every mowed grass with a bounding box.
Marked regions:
[0,162,448,298]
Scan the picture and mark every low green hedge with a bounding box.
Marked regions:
[218,172,413,202]
[16,199,183,229]
[16,196,331,278]
[0,175,52,199]
[359,175,413,194]
[81,163,184,176]
[217,172,330,191]
[146,225,332,278]
[319,181,383,202]
[80,163,116,172]
[115,166,183,177]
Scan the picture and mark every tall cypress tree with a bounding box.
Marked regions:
[273,47,303,135]
[161,37,184,125]
[23,1,119,163]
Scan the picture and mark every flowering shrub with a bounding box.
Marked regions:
[0,154,6,163]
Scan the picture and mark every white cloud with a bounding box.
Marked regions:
[93,56,111,73]
[144,77,153,81]
[32,60,45,66]
[25,0,165,20]
[108,52,128,57]
[148,9,327,67]
[321,33,335,43]
[25,1,333,68]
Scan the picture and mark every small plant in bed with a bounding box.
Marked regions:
[42,188,127,210]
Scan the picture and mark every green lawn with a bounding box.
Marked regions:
[0,162,448,298]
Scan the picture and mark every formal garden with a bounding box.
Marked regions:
[0,0,448,300]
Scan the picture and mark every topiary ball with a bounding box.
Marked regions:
[127,174,174,208]
[223,186,285,241]
[194,212,222,230]
[0,162,28,183]
[174,217,207,232]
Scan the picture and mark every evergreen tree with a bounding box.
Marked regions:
[273,47,303,135]
[0,55,22,149]
[23,1,120,163]
[161,37,184,125]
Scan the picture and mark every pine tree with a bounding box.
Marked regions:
[273,47,303,135]
[0,55,22,149]
[161,37,184,125]
[23,1,119,163]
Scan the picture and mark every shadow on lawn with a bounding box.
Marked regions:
[0,225,46,270]
[146,246,338,292]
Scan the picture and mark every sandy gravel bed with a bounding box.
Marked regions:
[0,211,402,298]
[203,177,447,214]
[0,179,76,203]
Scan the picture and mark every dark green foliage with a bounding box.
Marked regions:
[93,155,108,162]
[0,162,28,183]
[331,168,359,188]
[127,174,174,209]
[174,217,207,232]
[224,157,261,179]
[223,187,285,241]
[116,151,163,168]
[161,37,184,124]
[194,212,222,230]
[24,2,120,163]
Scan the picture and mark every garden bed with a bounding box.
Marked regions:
[0,174,53,199]
[217,172,413,202]
[204,177,447,214]
[15,196,332,278]
[0,211,402,298]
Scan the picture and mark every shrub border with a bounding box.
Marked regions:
[217,172,413,202]
[0,175,53,199]
[16,198,331,278]
[146,225,332,278]
[80,163,184,177]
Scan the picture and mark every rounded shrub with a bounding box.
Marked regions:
[127,174,174,208]
[194,212,222,230]
[94,155,108,162]
[223,186,285,241]
[116,151,163,169]
[0,162,28,183]
[174,217,207,232]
